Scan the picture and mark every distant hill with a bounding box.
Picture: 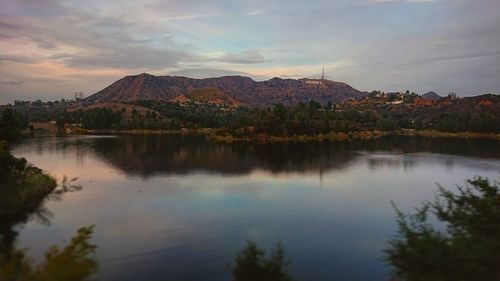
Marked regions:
[85,73,366,106]
[422,91,442,100]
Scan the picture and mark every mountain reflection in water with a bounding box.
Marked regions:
[7,135,500,281]
[84,135,500,177]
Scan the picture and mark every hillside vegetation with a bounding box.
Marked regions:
[5,92,500,141]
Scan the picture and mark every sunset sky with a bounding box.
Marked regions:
[1,0,499,103]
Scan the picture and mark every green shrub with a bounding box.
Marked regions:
[385,177,500,281]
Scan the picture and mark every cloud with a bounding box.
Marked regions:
[0,79,24,85]
[245,9,263,16]
[0,2,196,71]
[0,0,499,103]
[242,60,356,80]
[207,50,266,64]
[168,68,251,78]
[158,14,214,21]
[366,0,437,4]
[65,46,193,69]
[0,54,37,63]
[144,0,218,20]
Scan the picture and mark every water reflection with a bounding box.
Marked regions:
[0,192,52,256]
[90,136,357,176]
[14,135,500,178]
[0,178,82,255]
[84,135,500,177]
[8,135,500,281]
[0,175,95,281]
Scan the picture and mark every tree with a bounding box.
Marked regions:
[257,111,282,135]
[307,100,321,110]
[376,117,397,131]
[0,108,19,141]
[385,177,500,281]
[0,226,97,281]
[369,91,380,98]
[447,92,458,100]
[232,242,293,281]
[326,101,333,109]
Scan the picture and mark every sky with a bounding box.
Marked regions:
[0,0,499,103]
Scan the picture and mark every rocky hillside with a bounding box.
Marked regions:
[85,73,366,106]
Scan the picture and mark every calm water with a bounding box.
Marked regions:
[6,135,500,281]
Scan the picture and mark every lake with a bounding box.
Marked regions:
[6,135,500,281]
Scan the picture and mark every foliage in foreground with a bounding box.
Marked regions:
[0,141,57,215]
[0,226,97,281]
[385,177,500,281]
[232,241,293,281]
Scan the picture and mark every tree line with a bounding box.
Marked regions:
[4,97,499,135]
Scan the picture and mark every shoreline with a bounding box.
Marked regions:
[0,141,57,216]
[67,127,216,135]
[58,127,500,142]
[208,130,500,143]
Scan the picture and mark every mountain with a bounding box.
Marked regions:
[85,73,366,106]
[172,88,243,106]
[422,91,442,100]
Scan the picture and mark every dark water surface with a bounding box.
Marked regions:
[7,135,500,281]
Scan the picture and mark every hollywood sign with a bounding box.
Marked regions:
[305,80,323,85]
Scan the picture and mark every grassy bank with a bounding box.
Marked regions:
[45,123,500,143]
[208,130,500,143]
[0,141,57,215]
[396,129,500,139]
[64,125,216,136]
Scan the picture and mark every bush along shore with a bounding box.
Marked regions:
[208,129,500,143]
[42,123,500,144]
[0,108,57,216]
[0,141,57,216]
[5,96,499,142]
[6,94,500,140]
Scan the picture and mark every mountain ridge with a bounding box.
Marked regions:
[85,73,366,106]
